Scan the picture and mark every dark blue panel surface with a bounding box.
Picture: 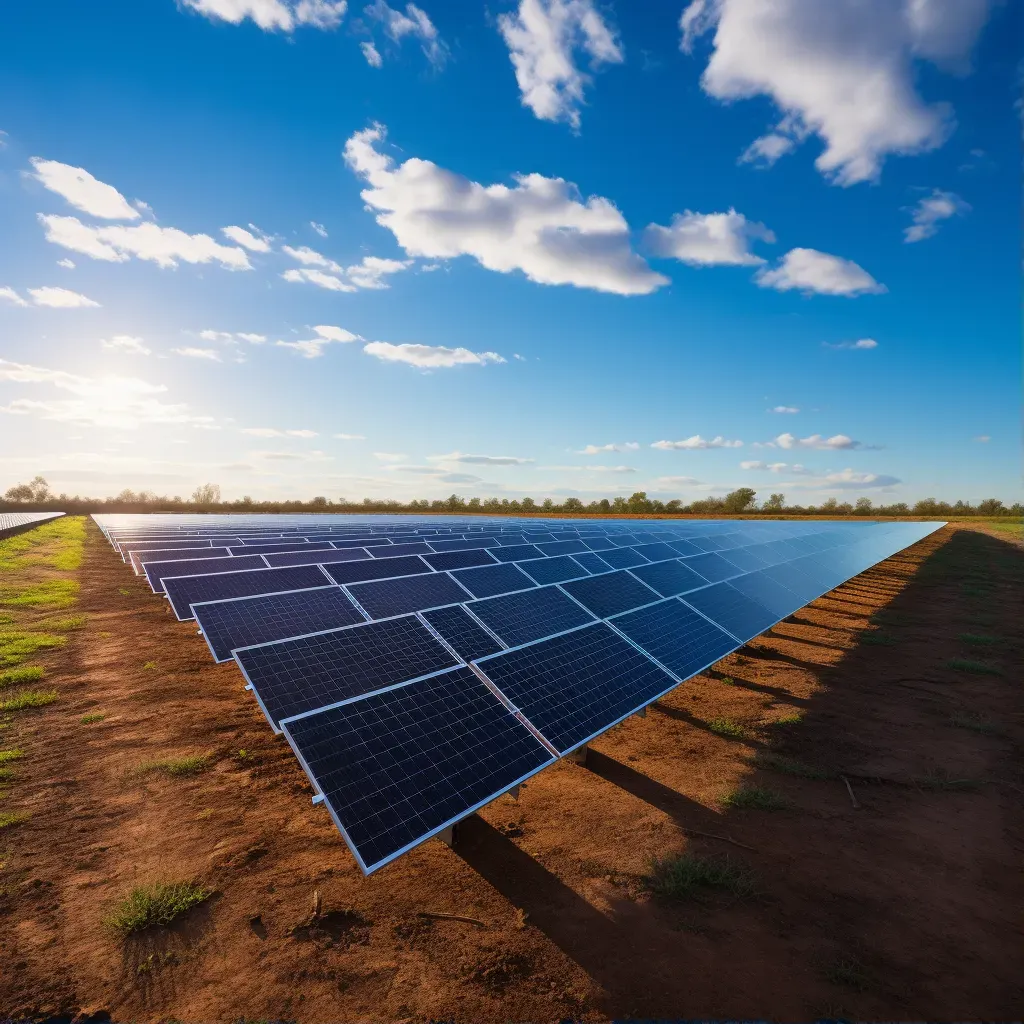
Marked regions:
[680,551,742,583]
[665,538,704,557]
[712,545,768,572]
[282,666,554,873]
[468,585,595,647]
[228,542,313,555]
[534,539,588,557]
[598,546,651,570]
[728,571,802,620]
[581,537,616,551]
[681,582,778,643]
[421,548,497,571]
[366,542,433,557]
[263,547,371,568]
[347,572,471,619]
[145,554,266,592]
[420,604,504,662]
[449,562,535,599]
[489,543,544,563]
[570,551,613,575]
[137,546,230,566]
[165,564,330,620]
[323,554,430,586]
[518,554,589,586]
[476,622,676,754]
[559,570,659,619]
[628,558,708,597]
[632,542,681,562]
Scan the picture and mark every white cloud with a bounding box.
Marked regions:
[973,434,990,443]
[242,427,318,437]
[199,329,265,344]
[276,324,363,358]
[57,259,76,269]
[0,287,29,307]
[755,248,885,296]
[252,448,333,462]
[0,357,213,429]
[344,123,667,296]
[788,468,902,490]
[824,337,878,350]
[427,451,533,466]
[222,224,272,252]
[29,157,140,220]
[680,0,994,185]
[644,209,774,266]
[772,432,864,450]
[740,460,810,474]
[361,40,384,66]
[739,131,796,168]
[180,0,347,32]
[768,405,799,414]
[334,432,366,440]
[655,475,701,486]
[497,0,623,130]
[281,267,355,291]
[576,442,639,454]
[651,435,743,450]
[282,244,342,271]
[281,247,410,290]
[904,188,970,242]
[27,286,100,308]
[172,347,222,361]
[363,341,506,369]
[311,221,328,237]
[39,215,252,270]
[345,255,412,289]
[365,1,447,68]
[101,335,151,355]
[374,451,407,462]
[540,464,636,473]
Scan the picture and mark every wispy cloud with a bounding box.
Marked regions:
[221,224,272,252]
[27,286,100,308]
[576,442,639,454]
[172,347,221,361]
[365,0,448,68]
[242,427,318,438]
[101,335,151,355]
[29,157,140,219]
[428,451,533,466]
[760,432,871,451]
[823,338,878,350]
[363,342,506,369]
[651,435,743,450]
[276,325,362,358]
[180,0,347,33]
[904,189,970,243]
[768,405,799,414]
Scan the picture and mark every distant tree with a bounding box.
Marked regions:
[521,496,536,510]
[562,497,584,512]
[467,496,481,509]
[855,497,873,515]
[240,495,254,506]
[976,498,1005,516]
[722,487,757,513]
[541,498,554,511]
[763,492,785,512]
[191,483,221,504]
[310,495,328,508]
[597,497,611,513]
[4,475,51,502]
[665,499,682,511]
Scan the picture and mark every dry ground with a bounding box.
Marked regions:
[1,519,1022,1022]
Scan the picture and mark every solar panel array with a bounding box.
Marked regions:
[95,512,944,874]
[0,511,65,537]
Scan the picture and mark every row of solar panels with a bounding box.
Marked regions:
[97,515,943,874]
[0,511,65,537]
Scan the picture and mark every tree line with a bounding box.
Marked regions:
[1,476,1020,519]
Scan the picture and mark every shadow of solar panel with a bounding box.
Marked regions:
[475,622,676,755]
[570,551,612,575]
[632,542,680,562]
[422,548,496,571]
[323,555,430,586]
[468,585,595,647]
[518,554,590,586]
[534,539,588,557]
[728,571,803,620]
[450,562,535,599]
[679,551,743,583]
[489,544,544,563]
[628,558,708,598]
[559,570,659,619]
[165,564,330,620]
[347,572,471,619]
[194,585,364,662]
[609,598,738,681]
[581,537,616,551]
[281,666,555,874]
[263,547,370,568]
[366,542,433,557]
[420,605,504,661]
[145,554,266,592]
[597,546,650,570]
[681,582,777,643]
[236,615,458,730]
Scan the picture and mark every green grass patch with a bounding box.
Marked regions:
[0,749,24,765]
[751,751,833,780]
[0,516,86,572]
[132,754,211,779]
[0,690,59,712]
[142,661,158,670]
[772,711,803,726]
[708,717,746,739]
[0,580,80,610]
[0,630,67,667]
[0,666,45,688]
[81,712,106,724]
[946,658,1002,676]
[719,676,736,686]
[106,880,212,935]
[0,766,16,783]
[948,711,998,734]
[647,853,756,901]
[723,785,791,811]
[118,588,132,596]
[958,633,1002,646]
[36,614,87,631]
[0,811,29,829]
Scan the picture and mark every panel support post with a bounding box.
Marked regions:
[635,705,647,718]
[508,784,521,801]
[567,744,588,765]
[438,823,457,848]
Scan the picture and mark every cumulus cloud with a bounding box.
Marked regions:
[427,451,533,466]
[222,224,272,252]
[180,0,348,32]
[788,468,902,490]
[576,442,640,454]
[242,427,318,437]
[770,432,865,450]
[345,255,412,289]
[824,338,878,350]
[497,0,623,130]
[361,40,384,66]
[281,267,355,291]
[651,435,743,450]
[39,215,252,270]
[276,325,362,358]
[768,405,799,414]
[343,123,667,296]
[29,157,140,219]
[172,347,222,361]
[281,248,410,290]
[904,188,970,242]
[0,357,213,429]
[679,0,995,185]
[27,286,100,308]
[363,342,506,368]
[101,335,151,355]
[282,244,341,271]
[755,248,885,296]
[364,1,447,67]
[740,460,810,474]
[644,209,774,266]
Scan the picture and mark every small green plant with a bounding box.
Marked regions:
[0,690,58,712]
[132,754,210,778]
[0,580,80,609]
[37,614,88,631]
[0,811,29,828]
[0,766,16,783]
[708,717,746,739]
[719,676,735,686]
[0,630,66,667]
[0,749,24,765]
[751,751,832,779]
[947,658,1002,676]
[723,785,791,811]
[106,880,211,934]
[0,666,45,687]
[647,853,756,901]
[948,711,998,734]
[914,769,981,792]
[773,711,803,726]
[81,713,106,724]
[142,661,158,670]
[823,956,868,991]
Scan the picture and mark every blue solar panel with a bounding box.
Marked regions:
[331,538,381,548]
[494,535,528,546]
[164,564,330,620]
[322,554,430,586]
[517,554,589,586]
[467,585,595,647]
[236,615,458,730]
[281,666,555,873]
[475,622,677,754]
[559,570,659,619]
[194,585,365,662]
[728,571,803,620]
[680,551,743,583]
[761,560,828,603]
[366,542,433,557]
[449,562,535,599]
[632,542,680,562]
[227,542,313,555]
[489,543,544,563]
[681,582,778,643]
[263,547,370,568]
[145,554,266,592]
[424,538,484,552]
[570,551,613,575]
[534,539,588,557]
[627,558,708,597]
[607,533,641,547]
[597,546,651,570]
[581,537,616,551]
[610,598,737,680]
[712,545,768,572]
[347,572,471,619]
[421,548,496,571]
[420,604,504,661]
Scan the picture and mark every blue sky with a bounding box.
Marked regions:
[1,0,1020,505]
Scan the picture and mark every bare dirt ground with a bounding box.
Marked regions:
[1,519,1022,1023]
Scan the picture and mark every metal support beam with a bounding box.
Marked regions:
[567,744,589,765]
[635,705,647,718]
[437,823,457,848]
[508,784,521,801]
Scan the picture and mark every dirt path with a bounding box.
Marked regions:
[1,520,1021,1021]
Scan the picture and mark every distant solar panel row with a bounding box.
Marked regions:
[0,511,65,537]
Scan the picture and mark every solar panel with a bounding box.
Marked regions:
[475,622,677,755]
[449,562,535,599]
[467,585,595,647]
[681,582,778,643]
[489,543,544,563]
[421,548,497,572]
[559,570,659,619]
[366,542,433,557]
[679,551,742,583]
[347,572,471,619]
[322,554,430,586]
[281,666,555,874]
[235,615,458,730]
[569,551,613,575]
[426,538,489,553]
[420,604,504,661]
[136,545,231,566]
[632,542,681,562]
[627,558,708,598]
[534,539,588,557]
[597,546,651,570]
[227,542,314,555]
[712,545,769,572]
[517,554,589,586]
[145,554,266,592]
[581,537,616,551]
[727,570,803,620]
[193,586,365,662]
[263,547,371,568]
[609,598,737,680]
[164,564,330,620]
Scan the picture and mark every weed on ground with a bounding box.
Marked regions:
[0,631,66,667]
[81,712,106,724]
[647,853,756,901]
[914,769,982,791]
[0,811,29,829]
[947,659,1002,676]
[0,580,80,610]
[723,785,791,811]
[0,749,24,765]
[0,666,45,687]
[106,880,212,935]
[0,690,59,712]
[823,956,869,991]
[708,717,746,739]
[131,754,211,779]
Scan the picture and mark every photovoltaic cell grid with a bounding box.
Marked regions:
[0,512,64,536]
[93,512,945,874]
[164,564,331,620]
